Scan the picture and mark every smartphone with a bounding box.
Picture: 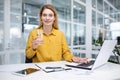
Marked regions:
[12,68,39,76]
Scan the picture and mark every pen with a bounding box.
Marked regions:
[45,67,72,71]
[45,67,62,69]
[64,68,72,70]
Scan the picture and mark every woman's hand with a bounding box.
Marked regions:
[32,36,44,50]
[72,56,89,63]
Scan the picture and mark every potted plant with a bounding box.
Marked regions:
[108,45,120,64]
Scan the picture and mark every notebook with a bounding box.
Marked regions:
[66,40,117,70]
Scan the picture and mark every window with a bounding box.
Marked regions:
[52,0,71,21]
[92,10,96,26]
[73,24,85,45]
[73,1,86,24]
[0,0,4,51]
[97,0,103,12]
[97,13,103,28]
[104,2,109,16]
[59,22,71,46]
[92,0,96,9]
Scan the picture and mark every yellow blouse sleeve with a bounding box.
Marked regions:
[61,32,74,62]
[25,29,37,59]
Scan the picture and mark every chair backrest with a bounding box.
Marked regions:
[25,56,32,63]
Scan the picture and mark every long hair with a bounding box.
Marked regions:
[38,4,59,29]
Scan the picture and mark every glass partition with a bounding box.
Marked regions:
[92,28,96,43]
[73,1,86,24]
[92,0,96,9]
[92,28,99,44]
[9,52,25,64]
[22,3,41,25]
[110,7,114,18]
[104,30,111,40]
[92,10,96,26]
[97,13,103,28]
[104,17,109,29]
[92,27,101,57]
[116,14,119,21]
[118,14,120,21]
[97,0,103,12]
[0,0,4,51]
[73,24,85,45]
[79,0,86,3]
[104,2,109,16]
[52,0,71,21]
[73,52,86,57]
[59,22,71,46]
[9,0,22,49]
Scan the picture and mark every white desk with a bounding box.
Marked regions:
[0,61,120,80]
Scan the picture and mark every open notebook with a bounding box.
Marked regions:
[66,40,117,70]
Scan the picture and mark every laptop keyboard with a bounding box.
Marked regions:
[77,60,95,67]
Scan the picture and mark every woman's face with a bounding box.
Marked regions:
[41,8,55,27]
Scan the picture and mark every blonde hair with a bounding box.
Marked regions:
[38,4,59,29]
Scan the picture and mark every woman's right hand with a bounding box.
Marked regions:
[32,36,44,50]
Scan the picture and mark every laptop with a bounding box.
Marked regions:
[66,40,117,70]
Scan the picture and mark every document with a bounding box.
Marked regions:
[35,64,72,73]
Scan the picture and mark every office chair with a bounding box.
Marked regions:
[25,56,32,63]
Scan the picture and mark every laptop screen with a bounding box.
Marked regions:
[92,40,117,70]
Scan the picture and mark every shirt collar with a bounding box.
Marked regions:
[39,27,57,36]
[51,28,57,36]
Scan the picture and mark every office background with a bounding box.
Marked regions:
[0,0,120,65]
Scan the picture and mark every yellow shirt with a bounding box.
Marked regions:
[25,28,74,62]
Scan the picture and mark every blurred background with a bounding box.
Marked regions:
[0,0,120,65]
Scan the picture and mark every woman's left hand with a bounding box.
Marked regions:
[72,56,89,63]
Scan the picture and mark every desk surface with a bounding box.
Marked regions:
[0,61,120,80]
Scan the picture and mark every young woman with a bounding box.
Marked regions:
[25,4,88,63]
